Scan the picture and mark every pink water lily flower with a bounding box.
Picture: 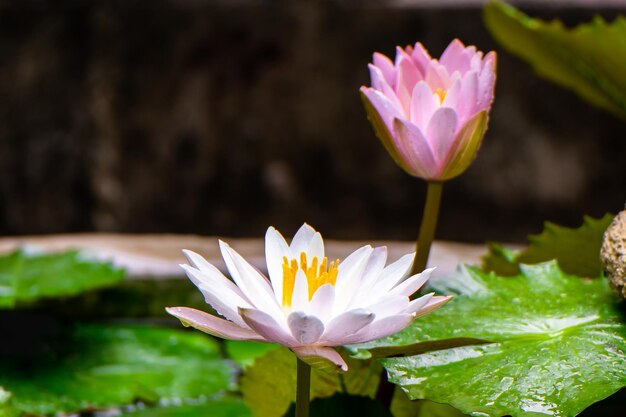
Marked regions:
[167,224,450,371]
[361,39,496,181]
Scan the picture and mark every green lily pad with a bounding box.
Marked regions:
[239,347,381,417]
[0,249,125,309]
[359,262,626,417]
[482,214,614,277]
[119,395,252,417]
[484,2,626,120]
[0,324,235,416]
[225,340,280,369]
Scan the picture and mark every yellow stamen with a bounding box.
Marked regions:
[281,257,298,307]
[435,88,447,103]
[281,252,340,308]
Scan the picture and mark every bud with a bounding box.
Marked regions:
[600,209,626,299]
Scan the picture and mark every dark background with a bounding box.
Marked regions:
[0,0,624,243]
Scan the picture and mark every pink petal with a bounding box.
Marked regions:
[456,71,479,121]
[166,306,263,341]
[477,52,496,111]
[396,51,420,97]
[287,311,325,344]
[291,346,348,372]
[394,47,418,114]
[239,307,298,347]
[410,81,439,129]
[426,107,458,164]
[373,52,396,88]
[441,77,463,117]
[440,39,470,75]
[388,268,435,298]
[393,118,438,179]
[360,87,415,175]
[410,42,432,77]
[425,62,450,92]
[320,308,375,345]
[360,87,403,133]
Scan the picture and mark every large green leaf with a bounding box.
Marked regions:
[357,262,626,417]
[239,347,381,417]
[484,2,626,120]
[0,324,235,416]
[482,214,614,277]
[0,250,125,309]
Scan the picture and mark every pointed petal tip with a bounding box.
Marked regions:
[292,346,349,372]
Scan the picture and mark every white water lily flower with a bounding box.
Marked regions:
[166,224,451,371]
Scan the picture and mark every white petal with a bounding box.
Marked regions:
[413,295,452,318]
[287,311,325,345]
[334,246,374,312]
[291,269,310,312]
[265,227,291,303]
[166,307,263,341]
[341,314,414,345]
[404,293,434,315]
[309,283,335,323]
[347,247,388,309]
[306,232,325,263]
[292,346,348,372]
[183,249,222,275]
[239,307,297,347]
[290,223,317,256]
[182,266,250,327]
[219,241,283,318]
[369,252,414,295]
[361,246,388,286]
[365,296,410,319]
[320,308,375,345]
[180,262,247,301]
[180,264,252,327]
[388,268,435,298]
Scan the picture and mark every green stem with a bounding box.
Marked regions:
[411,181,444,276]
[296,358,311,417]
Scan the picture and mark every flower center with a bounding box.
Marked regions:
[435,88,447,104]
[281,252,339,307]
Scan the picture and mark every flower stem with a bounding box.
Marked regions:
[296,358,311,417]
[411,181,444,276]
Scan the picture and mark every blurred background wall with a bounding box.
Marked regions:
[0,0,624,243]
